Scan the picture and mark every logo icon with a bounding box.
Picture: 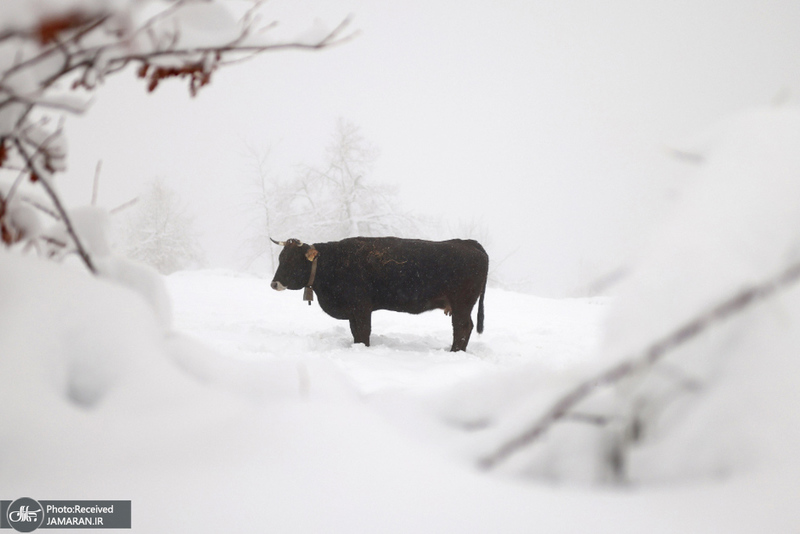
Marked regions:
[6,498,43,533]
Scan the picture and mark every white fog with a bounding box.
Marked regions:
[3,1,800,532]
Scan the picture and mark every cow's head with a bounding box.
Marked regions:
[270,238,318,291]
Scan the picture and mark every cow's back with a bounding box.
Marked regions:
[315,237,487,314]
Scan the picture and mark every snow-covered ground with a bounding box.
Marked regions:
[3,2,800,529]
[164,269,800,534]
[167,269,606,396]
[2,260,798,533]
[5,109,800,532]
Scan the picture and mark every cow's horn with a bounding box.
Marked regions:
[270,238,285,246]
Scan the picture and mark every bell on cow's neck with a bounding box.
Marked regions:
[303,286,314,305]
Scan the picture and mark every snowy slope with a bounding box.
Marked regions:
[166,269,606,396]
[2,260,799,532]
[163,270,799,533]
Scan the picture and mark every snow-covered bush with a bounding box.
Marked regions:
[475,107,800,485]
[600,107,800,483]
[0,249,167,408]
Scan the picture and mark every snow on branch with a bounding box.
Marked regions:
[0,0,353,272]
[479,258,800,470]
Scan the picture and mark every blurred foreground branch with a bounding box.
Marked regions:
[479,259,800,470]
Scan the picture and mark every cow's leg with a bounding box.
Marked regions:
[450,309,474,352]
[349,312,372,347]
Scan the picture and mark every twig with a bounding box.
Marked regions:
[13,139,96,273]
[91,160,101,205]
[479,260,800,470]
[21,196,61,220]
[41,235,67,249]
[5,168,28,202]
[565,412,613,426]
[109,197,138,215]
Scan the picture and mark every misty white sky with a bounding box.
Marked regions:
[59,0,800,296]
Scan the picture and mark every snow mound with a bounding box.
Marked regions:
[603,108,800,482]
[406,109,800,514]
[0,250,165,409]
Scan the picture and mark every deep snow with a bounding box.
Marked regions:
[4,109,800,532]
[0,261,798,533]
[3,1,800,529]
[166,269,606,396]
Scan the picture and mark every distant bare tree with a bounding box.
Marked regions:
[248,119,418,254]
[241,143,294,272]
[298,118,419,240]
[120,179,203,274]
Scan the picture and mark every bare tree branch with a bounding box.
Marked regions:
[21,196,61,220]
[109,197,139,215]
[479,259,800,470]
[91,160,102,206]
[13,138,96,273]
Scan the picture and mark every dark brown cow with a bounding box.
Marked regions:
[270,237,488,351]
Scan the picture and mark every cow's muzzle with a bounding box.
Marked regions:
[271,281,286,291]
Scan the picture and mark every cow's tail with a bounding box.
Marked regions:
[477,280,486,334]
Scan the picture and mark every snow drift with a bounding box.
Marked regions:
[452,108,800,502]
[3,107,800,533]
[608,108,800,483]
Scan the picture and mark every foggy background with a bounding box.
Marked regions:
[58,0,800,296]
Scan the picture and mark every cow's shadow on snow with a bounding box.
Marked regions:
[307,326,486,355]
[368,333,450,353]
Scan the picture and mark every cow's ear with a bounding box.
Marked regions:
[305,248,319,262]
